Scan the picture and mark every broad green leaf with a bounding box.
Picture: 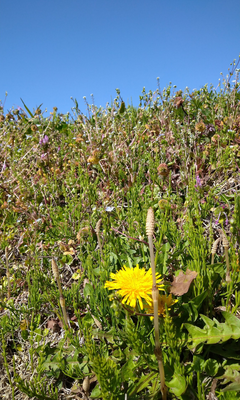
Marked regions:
[90,385,102,398]
[222,382,240,392]
[213,343,240,360]
[83,283,94,297]
[192,355,205,372]
[204,358,219,376]
[166,372,187,396]
[120,356,136,381]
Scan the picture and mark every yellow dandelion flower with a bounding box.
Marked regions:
[146,294,177,318]
[104,264,164,310]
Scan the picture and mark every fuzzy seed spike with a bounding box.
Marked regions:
[96,218,102,234]
[146,207,155,237]
[52,259,59,280]
[211,238,221,255]
[222,233,229,248]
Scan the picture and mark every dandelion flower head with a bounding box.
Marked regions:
[146,294,178,318]
[104,264,164,310]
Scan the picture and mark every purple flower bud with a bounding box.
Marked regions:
[224,212,229,226]
[39,135,49,145]
[215,212,221,225]
[43,135,49,144]
[195,175,202,188]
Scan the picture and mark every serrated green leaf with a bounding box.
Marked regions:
[200,314,215,329]
[185,313,240,348]
[184,324,207,347]
[222,311,240,329]
[207,326,225,344]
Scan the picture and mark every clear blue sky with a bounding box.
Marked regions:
[1,0,240,116]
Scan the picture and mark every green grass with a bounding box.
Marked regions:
[0,60,240,399]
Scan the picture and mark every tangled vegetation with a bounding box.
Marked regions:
[0,58,240,399]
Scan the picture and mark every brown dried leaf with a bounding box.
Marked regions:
[170,269,198,296]
[174,96,184,108]
[47,318,63,332]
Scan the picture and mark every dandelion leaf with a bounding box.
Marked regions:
[184,324,208,347]
[185,312,240,349]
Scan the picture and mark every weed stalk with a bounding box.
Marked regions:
[146,207,167,400]
[51,258,69,328]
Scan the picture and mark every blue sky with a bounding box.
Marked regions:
[1,0,240,116]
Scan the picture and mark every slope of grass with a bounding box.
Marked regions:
[0,62,240,399]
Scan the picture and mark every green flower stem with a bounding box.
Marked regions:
[96,232,103,260]
[60,295,70,329]
[5,247,11,300]
[224,247,231,283]
[149,236,156,284]
[52,259,70,329]
[154,209,168,275]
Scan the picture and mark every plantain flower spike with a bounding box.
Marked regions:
[222,233,229,248]
[146,207,155,237]
[96,218,102,234]
[52,259,60,280]
[211,237,221,255]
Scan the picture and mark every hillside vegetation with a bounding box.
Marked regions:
[0,61,240,399]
